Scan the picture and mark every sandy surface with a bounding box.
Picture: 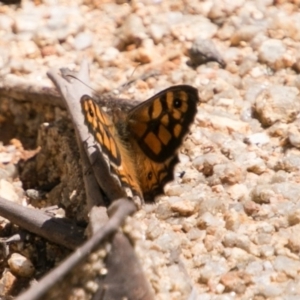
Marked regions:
[1,0,300,299]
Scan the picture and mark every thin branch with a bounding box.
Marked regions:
[16,199,137,300]
[0,196,84,249]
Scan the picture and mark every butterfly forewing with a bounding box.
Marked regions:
[127,85,199,163]
[80,95,143,201]
[81,95,122,166]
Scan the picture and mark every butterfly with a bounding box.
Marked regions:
[80,85,199,204]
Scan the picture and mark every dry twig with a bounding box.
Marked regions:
[0,196,84,249]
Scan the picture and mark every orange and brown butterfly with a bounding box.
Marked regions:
[80,85,199,203]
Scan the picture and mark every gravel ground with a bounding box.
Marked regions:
[1,0,300,299]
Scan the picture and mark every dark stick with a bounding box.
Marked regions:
[0,196,84,249]
[16,199,137,300]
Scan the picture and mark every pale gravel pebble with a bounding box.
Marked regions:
[8,253,35,278]
[33,28,58,47]
[227,184,248,201]
[212,162,245,185]
[272,183,300,203]
[254,85,300,127]
[114,14,147,50]
[0,179,20,203]
[0,169,10,181]
[273,256,300,278]
[170,199,196,216]
[0,152,13,164]
[13,13,41,34]
[170,15,218,41]
[230,25,263,46]
[73,32,93,51]
[276,153,300,172]
[258,39,287,70]
[288,126,300,148]
[188,38,225,67]
[148,23,169,43]
[0,14,14,31]
[244,132,270,145]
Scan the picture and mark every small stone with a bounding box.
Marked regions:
[196,112,250,134]
[0,179,19,202]
[258,39,286,70]
[186,227,205,241]
[220,271,252,294]
[95,47,120,68]
[273,255,300,278]
[13,13,40,33]
[224,210,242,231]
[244,132,270,146]
[246,157,267,175]
[8,253,35,277]
[170,15,218,41]
[73,32,93,50]
[187,38,225,67]
[243,201,260,216]
[155,202,173,220]
[146,219,163,240]
[266,247,282,261]
[230,25,261,46]
[258,283,285,298]
[33,28,58,47]
[253,233,272,245]
[0,14,13,32]
[276,154,300,172]
[25,189,44,200]
[170,199,196,216]
[134,47,152,64]
[41,45,57,57]
[0,270,17,296]
[115,14,147,50]
[47,7,68,30]
[287,235,300,253]
[197,212,222,229]
[0,168,10,180]
[251,185,276,204]
[168,264,191,295]
[155,232,182,252]
[288,127,300,148]
[165,183,188,197]
[273,182,300,203]
[227,184,248,201]
[192,153,225,176]
[148,23,168,43]
[288,209,300,226]
[224,247,253,263]
[0,152,13,164]
[245,261,263,276]
[213,162,244,185]
[254,85,300,127]
[204,234,222,252]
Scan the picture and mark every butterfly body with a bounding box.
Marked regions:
[81,85,199,203]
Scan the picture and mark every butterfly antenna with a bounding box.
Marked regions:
[60,68,98,94]
[117,67,160,94]
[117,64,141,93]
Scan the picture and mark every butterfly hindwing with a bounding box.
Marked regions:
[127,85,199,163]
[124,85,199,201]
[140,155,179,202]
